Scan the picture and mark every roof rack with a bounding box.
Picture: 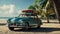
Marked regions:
[22,10,33,13]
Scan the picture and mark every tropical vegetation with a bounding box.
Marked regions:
[28,0,60,23]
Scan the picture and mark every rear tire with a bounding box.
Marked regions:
[37,25,40,28]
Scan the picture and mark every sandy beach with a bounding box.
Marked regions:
[0,19,60,34]
[0,19,59,24]
[0,23,60,34]
[0,19,7,24]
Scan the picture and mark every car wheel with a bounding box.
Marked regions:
[23,22,29,31]
[8,27,14,31]
[37,25,40,28]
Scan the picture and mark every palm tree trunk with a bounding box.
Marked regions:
[46,13,49,23]
[52,0,60,23]
[46,0,50,23]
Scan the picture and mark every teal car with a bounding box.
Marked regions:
[7,13,42,30]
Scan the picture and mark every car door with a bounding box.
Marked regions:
[34,16,38,25]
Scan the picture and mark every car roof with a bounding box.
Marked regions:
[19,13,37,16]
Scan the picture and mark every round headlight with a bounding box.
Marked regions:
[10,18,15,23]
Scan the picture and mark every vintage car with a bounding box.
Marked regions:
[7,11,42,31]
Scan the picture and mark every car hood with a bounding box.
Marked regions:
[8,17,29,22]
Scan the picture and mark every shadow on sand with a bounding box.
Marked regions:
[13,27,60,32]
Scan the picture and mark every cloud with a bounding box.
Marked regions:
[0,4,27,17]
[9,4,15,14]
[0,4,15,17]
[0,4,15,14]
[0,5,9,11]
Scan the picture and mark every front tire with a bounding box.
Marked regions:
[23,22,29,31]
[8,27,14,31]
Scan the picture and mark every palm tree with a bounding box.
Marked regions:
[53,0,60,23]
[34,0,50,23]
[28,0,60,23]
[28,5,40,15]
[34,0,60,23]
[28,5,36,10]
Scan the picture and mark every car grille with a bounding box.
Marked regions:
[10,23,18,26]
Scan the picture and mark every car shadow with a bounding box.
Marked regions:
[14,27,60,32]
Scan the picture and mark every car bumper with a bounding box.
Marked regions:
[9,25,25,28]
[8,23,26,28]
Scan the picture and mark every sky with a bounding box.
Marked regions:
[0,0,35,17]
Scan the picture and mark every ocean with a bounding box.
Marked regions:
[0,17,14,20]
[0,17,14,23]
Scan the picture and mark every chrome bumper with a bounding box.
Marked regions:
[8,23,25,28]
[9,25,25,28]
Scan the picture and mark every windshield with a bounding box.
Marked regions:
[18,14,27,17]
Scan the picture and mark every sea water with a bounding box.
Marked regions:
[0,17,14,23]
